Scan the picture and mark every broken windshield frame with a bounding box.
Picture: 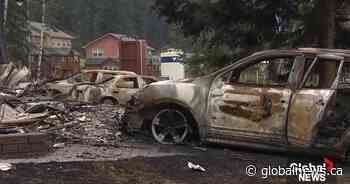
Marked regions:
[299,55,344,90]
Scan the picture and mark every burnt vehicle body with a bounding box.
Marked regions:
[46,70,137,96]
[69,73,158,105]
[127,48,350,159]
[91,74,157,105]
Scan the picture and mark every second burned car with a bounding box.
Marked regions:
[46,69,158,105]
[126,48,350,159]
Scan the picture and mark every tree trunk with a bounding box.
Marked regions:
[319,0,336,48]
[0,31,7,64]
[317,0,338,87]
[338,1,350,31]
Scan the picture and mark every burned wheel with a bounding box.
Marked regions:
[151,108,190,144]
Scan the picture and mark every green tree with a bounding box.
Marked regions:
[153,0,350,74]
[28,0,170,49]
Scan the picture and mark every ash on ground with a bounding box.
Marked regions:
[36,104,126,147]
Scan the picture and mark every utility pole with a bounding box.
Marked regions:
[26,0,31,67]
[37,0,45,79]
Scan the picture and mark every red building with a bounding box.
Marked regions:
[83,33,150,75]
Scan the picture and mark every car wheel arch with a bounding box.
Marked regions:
[100,96,119,105]
[142,100,201,141]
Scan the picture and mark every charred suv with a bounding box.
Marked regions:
[127,48,350,159]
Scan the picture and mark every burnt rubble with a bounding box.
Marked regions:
[0,64,128,153]
[0,97,126,148]
[41,105,125,146]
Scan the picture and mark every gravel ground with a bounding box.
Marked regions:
[0,137,349,184]
[0,135,191,164]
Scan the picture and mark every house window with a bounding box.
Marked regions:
[93,48,104,57]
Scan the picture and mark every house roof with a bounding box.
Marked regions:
[30,48,80,57]
[83,33,137,48]
[110,33,137,41]
[44,48,80,56]
[29,21,74,39]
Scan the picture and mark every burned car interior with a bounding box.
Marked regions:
[229,57,294,87]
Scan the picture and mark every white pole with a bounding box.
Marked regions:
[37,0,45,79]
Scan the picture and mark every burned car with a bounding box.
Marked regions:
[46,70,137,96]
[127,48,350,159]
[70,73,158,105]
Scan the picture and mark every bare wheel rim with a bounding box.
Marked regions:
[151,109,189,144]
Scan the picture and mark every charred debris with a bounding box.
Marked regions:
[0,63,128,150]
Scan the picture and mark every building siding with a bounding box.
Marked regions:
[86,35,121,58]
[85,34,149,75]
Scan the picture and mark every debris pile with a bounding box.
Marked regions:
[0,63,30,90]
[0,63,127,151]
[43,105,125,146]
[1,97,126,147]
[0,102,49,126]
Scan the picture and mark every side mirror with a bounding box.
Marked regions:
[288,56,306,90]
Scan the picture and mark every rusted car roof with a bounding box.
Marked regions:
[253,48,350,60]
[298,48,350,57]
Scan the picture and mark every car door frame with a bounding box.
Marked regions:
[111,75,141,105]
[286,54,345,149]
[206,52,305,147]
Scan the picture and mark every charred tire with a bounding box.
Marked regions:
[150,106,195,144]
[101,98,119,105]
